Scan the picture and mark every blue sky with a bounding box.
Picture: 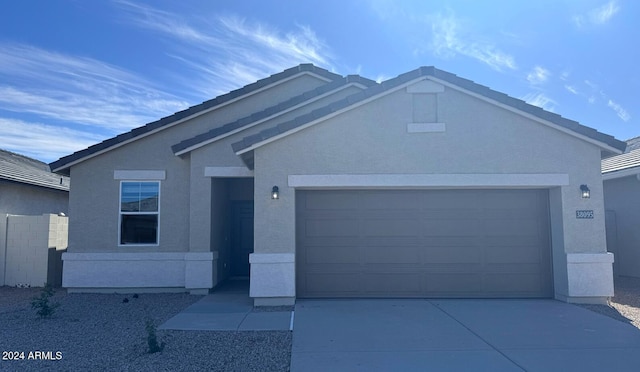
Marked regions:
[0,0,636,162]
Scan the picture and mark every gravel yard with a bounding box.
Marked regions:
[579,275,640,329]
[0,288,291,371]
[2,277,640,371]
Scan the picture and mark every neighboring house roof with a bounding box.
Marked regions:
[172,75,376,156]
[625,136,640,152]
[232,66,626,169]
[602,138,640,180]
[0,149,69,191]
[50,64,342,174]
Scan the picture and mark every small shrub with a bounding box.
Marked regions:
[31,284,60,319]
[145,319,165,354]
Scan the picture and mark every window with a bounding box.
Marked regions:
[119,181,160,245]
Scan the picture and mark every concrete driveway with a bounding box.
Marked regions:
[291,299,640,371]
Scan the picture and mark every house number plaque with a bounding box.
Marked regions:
[576,210,594,219]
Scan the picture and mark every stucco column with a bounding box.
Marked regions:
[554,178,614,304]
[187,166,215,292]
[249,163,296,306]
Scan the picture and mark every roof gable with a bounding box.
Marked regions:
[1,149,69,191]
[232,66,626,169]
[50,64,342,174]
[172,75,376,156]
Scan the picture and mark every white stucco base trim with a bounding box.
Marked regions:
[288,173,570,188]
[249,253,295,304]
[62,252,216,293]
[564,253,614,301]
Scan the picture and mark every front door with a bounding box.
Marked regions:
[231,201,254,277]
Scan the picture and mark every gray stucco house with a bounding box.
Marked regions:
[1,149,70,285]
[51,64,625,305]
[603,137,640,278]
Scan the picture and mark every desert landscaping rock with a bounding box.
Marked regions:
[2,277,640,371]
[0,289,291,371]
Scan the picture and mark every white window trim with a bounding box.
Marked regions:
[114,170,166,180]
[118,180,161,247]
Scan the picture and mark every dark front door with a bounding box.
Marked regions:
[231,201,254,277]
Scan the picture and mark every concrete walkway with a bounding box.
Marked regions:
[291,299,640,372]
[159,280,292,331]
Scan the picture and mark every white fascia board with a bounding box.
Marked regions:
[288,173,570,188]
[602,166,640,181]
[235,77,430,155]
[426,76,624,155]
[175,83,362,156]
[52,71,332,173]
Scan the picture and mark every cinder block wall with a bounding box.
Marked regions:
[3,214,68,287]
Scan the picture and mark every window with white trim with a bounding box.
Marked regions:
[119,181,160,245]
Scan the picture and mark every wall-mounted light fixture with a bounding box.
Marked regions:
[271,186,279,200]
[580,184,590,199]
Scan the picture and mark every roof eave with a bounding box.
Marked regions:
[603,166,640,181]
[233,75,430,155]
[50,67,340,173]
[172,81,373,156]
[425,76,626,156]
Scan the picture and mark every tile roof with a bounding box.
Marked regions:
[0,149,70,191]
[171,75,376,155]
[50,64,342,174]
[602,138,640,176]
[231,66,626,167]
[625,136,640,152]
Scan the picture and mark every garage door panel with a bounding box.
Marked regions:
[423,219,483,236]
[304,273,361,295]
[360,273,423,293]
[360,218,422,236]
[304,219,358,237]
[483,273,548,293]
[483,218,541,236]
[305,245,360,264]
[296,189,552,298]
[360,191,421,210]
[364,246,421,264]
[422,192,479,208]
[303,192,359,209]
[426,274,483,293]
[485,245,545,263]
[421,209,478,219]
[424,246,482,263]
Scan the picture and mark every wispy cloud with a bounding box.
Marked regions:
[523,92,556,112]
[608,99,631,121]
[527,66,550,85]
[117,1,335,97]
[0,118,104,162]
[430,12,516,71]
[573,1,620,27]
[576,79,630,122]
[0,43,189,131]
[565,85,579,95]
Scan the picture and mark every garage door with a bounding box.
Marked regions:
[296,189,552,298]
